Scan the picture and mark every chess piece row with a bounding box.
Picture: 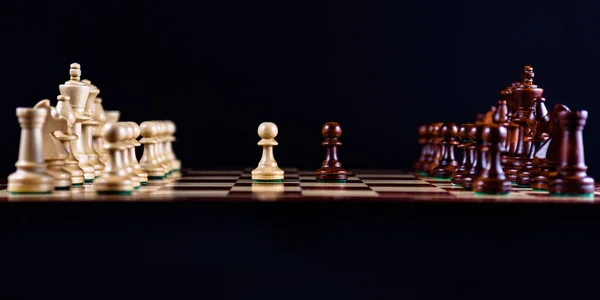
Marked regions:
[96,121,180,194]
[7,102,181,195]
[251,121,349,182]
[413,65,595,196]
[139,120,182,180]
[6,62,181,195]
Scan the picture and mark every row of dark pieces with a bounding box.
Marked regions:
[412,106,595,196]
[413,64,548,182]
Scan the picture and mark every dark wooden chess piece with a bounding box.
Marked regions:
[474,124,512,194]
[461,124,487,190]
[492,99,516,170]
[515,102,538,186]
[413,124,429,173]
[531,104,570,190]
[505,66,543,183]
[501,81,521,115]
[530,97,551,175]
[451,123,474,185]
[430,123,459,178]
[426,122,444,176]
[315,122,348,182]
[549,110,595,196]
[500,82,520,162]
[532,97,551,149]
[417,123,433,173]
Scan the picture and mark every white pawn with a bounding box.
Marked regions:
[120,122,141,190]
[139,121,165,180]
[251,122,284,183]
[165,121,181,172]
[125,122,149,186]
[94,123,133,195]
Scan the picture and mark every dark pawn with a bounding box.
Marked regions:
[461,124,488,190]
[413,124,428,173]
[492,98,518,172]
[426,122,444,175]
[531,104,570,190]
[492,99,512,167]
[549,110,595,196]
[474,124,512,195]
[451,124,475,185]
[430,123,459,178]
[418,123,434,173]
[315,122,348,182]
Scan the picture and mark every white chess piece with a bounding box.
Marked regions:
[7,108,54,194]
[33,99,71,190]
[251,122,284,182]
[94,122,134,194]
[59,63,95,182]
[139,121,166,180]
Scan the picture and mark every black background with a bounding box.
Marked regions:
[2,1,600,299]
[2,0,599,176]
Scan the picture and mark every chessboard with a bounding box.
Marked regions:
[1,168,599,203]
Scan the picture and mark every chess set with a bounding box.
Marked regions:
[413,65,597,200]
[1,63,599,203]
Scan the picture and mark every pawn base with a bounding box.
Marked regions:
[135,171,148,184]
[430,164,457,180]
[9,191,53,195]
[474,191,510,196]
[504,169,518,183]
[474,178,512,194]
[97,191,133,195]
[144,168,166,180]
[451,175,463,185]
[94,176,133,195]
[253,179,283,183]
[51,181,71,191]
[8,170,54,194]
[315,166,348,182]
[515,169,540,187]
[451,167,469,185]
[549,193,595,198]
[549,175,595,196]
[315,174,348,182]
[530,170,557,191]
[69,177,85,186]
[460,173,478,190]
[317,179,347,183]
[83,173,96,182]
[252,166,284,182]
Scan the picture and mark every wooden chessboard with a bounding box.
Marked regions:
[0,168,599,203]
